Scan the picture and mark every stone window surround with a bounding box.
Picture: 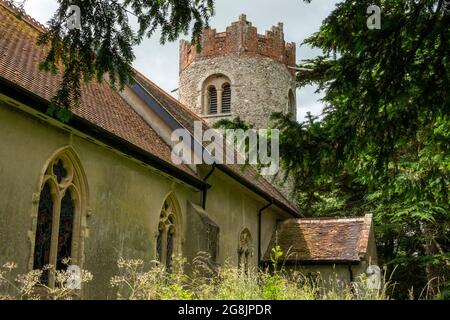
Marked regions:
[28,146,90,288]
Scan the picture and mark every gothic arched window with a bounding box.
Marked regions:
[238,228,253,273]
[288,89,296,118]
[32,149,87,287]
[221,83,231,114]
[207,86,218,114]
[156,196,181,270]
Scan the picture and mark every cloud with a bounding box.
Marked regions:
[24,0,338,122]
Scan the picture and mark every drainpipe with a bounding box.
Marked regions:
[257,201,273,267]
[348,263,354,283]
[202,163,216,209]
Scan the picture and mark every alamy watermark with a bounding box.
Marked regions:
[171,121,280,176]
[65,4,382,32]
[367,5,381,30]
[66,4,81,30]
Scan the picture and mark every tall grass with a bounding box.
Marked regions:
[108,252,391,300]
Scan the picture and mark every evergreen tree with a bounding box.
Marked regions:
[272,0,449,298]
[37,0,214,121]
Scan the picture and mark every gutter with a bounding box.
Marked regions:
[0,76,210,191]
[201,163,216,209]
[258,201,273,267]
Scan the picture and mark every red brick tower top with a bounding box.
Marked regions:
[180,14,296,72]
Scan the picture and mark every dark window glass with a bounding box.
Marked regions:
[56,189,74,271]
[33,183,53,284]
[156,228,163,262]
[166,230,174,271]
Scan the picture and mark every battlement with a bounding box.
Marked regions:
[180,14,296,72]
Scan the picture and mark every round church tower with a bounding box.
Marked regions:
[179,14,297,129]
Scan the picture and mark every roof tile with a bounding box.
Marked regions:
[264,215,374,263]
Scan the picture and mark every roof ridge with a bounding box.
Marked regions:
[296,216,366,223]
[0,0,48,33]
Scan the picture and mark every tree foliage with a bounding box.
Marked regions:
[38,0,214,121]
[271,0,450,298]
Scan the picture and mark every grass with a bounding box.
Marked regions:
[0,252,393,300]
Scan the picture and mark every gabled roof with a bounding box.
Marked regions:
[0,0,299,216]
[263,214,373,264]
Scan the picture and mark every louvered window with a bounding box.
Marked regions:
[222,83,231,114]
[208,86,218,114]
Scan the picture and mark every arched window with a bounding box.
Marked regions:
[32,149,87,287]
[221,83,231,114]
[238,228,253,273]
[156,195,181,271]
[207,86,218,114]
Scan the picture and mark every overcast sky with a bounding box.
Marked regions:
[23,0,339,121]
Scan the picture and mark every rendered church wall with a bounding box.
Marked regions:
[0,102,194,298]
[0,101,286,298]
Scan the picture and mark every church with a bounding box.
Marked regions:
[0,1,377,299]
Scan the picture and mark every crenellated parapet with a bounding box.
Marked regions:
[180,14,296,73]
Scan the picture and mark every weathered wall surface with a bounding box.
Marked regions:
[197,168,289,269]
[0,101,285,298]
[179,53,297,129]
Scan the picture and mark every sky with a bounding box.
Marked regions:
[23,0,339,121]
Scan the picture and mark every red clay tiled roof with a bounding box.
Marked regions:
[0,1,195,178]
[263,215,373,263]
[0,0,298,214]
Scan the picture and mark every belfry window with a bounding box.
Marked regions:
[32,149,87,287]
[221,83,231,114]
[208,86,218,114]
[156,196,180,270]
[202,74,232,115]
